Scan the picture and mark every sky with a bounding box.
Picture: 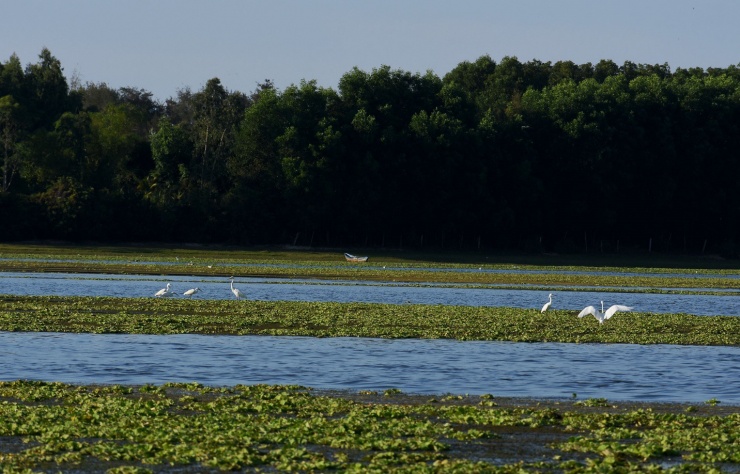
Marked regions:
[3,0,739,101]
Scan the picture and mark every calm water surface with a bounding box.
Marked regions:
[2,269,738,403]
[1,332,738,404]
[1,272,738,316]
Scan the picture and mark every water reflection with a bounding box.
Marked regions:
[1,332,738,403]
[1,272,738,316]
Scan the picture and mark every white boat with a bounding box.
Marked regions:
[344,253,368,262]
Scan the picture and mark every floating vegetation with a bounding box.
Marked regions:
[574,398,611,407]
[0,295,739,345]
[0,246,738,470]
[0,381,737,473]
[1,243,739,290]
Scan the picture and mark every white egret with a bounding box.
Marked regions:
[230,279,242,300]
[154,283,173,297]
[541,293,553,313]
[183,287,200,298]
[578,301,633,324]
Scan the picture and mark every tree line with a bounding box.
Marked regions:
[1,49,739,256]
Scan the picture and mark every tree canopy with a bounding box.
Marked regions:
[1,50,739,256]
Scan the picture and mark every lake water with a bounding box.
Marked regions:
[1,272,739,316]
[1,332,738,404]
[2,269,739,403]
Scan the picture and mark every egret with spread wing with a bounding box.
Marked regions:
[578,301,633,324]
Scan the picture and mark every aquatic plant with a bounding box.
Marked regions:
[0,381,736,472]
[0,243,738,291]
[1,295,738,345]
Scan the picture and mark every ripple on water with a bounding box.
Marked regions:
[1,332,738,404]
[1,272,738,316]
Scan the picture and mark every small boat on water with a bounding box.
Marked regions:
[344,253,369,262]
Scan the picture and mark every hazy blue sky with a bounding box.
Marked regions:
[3,0,739,100]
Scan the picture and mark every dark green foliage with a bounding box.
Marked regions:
[1,50,739,253]
[0,381,737,472]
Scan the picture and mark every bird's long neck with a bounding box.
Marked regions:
[600,301,605,313]
[230,280,234,289]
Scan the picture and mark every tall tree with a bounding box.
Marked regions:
[78,82,119,112]
[190,78,247,193]
[1,55,28,192]
[443,55,497,96]
[146,117,192,205]
[0,95,21,191]
[25,48,72,129]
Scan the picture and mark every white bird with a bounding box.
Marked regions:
[230,279,242,300]
[154,283,173,297]
[541,293,553,313]
[183,287,200,298]
[578,301,633,324]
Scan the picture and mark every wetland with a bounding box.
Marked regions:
[0,243,738,472]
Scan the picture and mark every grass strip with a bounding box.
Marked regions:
[1,243,739,290]
[3,257,740,289]
[1,295,738,345]
[2,242,739,270]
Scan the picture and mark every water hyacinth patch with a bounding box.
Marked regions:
[0,295,739,345]
[0,381,737,472]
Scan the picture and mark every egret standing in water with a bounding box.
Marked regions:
[541,293,554,313]
[578,301,633,324]
[154,283,173,297]
[230,278,243,300]
[183,287,200,298]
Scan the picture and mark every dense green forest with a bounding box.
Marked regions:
[1,49,739,255]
